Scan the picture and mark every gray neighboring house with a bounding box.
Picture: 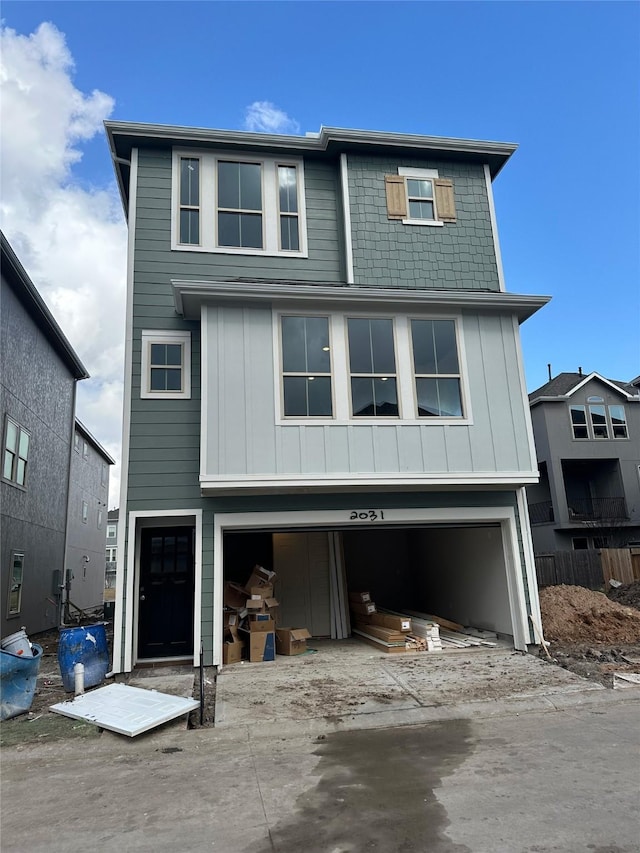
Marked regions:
[1,232,89,638]
[65,419,114,619]
[106,121,550,674]
[105,508,119,590]
[527,371,640,552]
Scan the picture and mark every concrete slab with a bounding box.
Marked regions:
[215,639,603,731]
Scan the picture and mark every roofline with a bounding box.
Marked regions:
[529,371,639,406]
[75,418,116,464]
[1,232,89,380]
[171,279,550,322]
[105,121,518,215]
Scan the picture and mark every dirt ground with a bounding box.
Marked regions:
[538,583,640,687]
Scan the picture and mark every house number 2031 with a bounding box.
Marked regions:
[349,510,385,521]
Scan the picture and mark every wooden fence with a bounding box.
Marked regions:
[535,548,640,589]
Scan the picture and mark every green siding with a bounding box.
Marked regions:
[348,154,500,291]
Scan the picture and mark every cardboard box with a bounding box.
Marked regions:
[242,630,276,662]
[247,583,274,599]
[349,591,371,603]
[350,600,377,616]
[248,614,275,632]
[276,627,312,656]
[223,628,244,665]
[244,565,277,594]
[245,598,264,610]
[224,581,248,609]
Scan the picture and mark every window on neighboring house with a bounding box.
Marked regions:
[97,509,103,529]
[410,319,463,417]
[385,168,456,226]
[101,463,107,487]
[141,330,191,400]
[82,501,88,523]
[83,440,89,459]
[179,157,200,245]
[570,406,589,439]
[106,547,117,562]
[7,551,24,616]
[589,405,608,439]
[74,433,80,453]
[281,316,332,417]
[609,405,628,438]
[3,417,30,487]
[347,318,398,417]
[107,524,116,539]
[572,537,589,550]
[173,151,307,256]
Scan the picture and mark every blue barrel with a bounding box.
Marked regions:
[58,624,109,692]
[0,644,43,720]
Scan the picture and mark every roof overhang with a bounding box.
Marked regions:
[171,279,550,323]
[105,121,518,216]
[529,372,639,406]
[75,418,116,464]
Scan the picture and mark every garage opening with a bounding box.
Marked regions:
[222,521,514,656]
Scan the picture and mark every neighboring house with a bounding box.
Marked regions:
[105,121,549,673]
[64,419,114,619]
[527,371,640,552]
[105,508,119,591]
[1,232,89,638]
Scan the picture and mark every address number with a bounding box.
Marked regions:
[349,510,385,521]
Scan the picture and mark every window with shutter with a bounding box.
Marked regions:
[386,168,457,226]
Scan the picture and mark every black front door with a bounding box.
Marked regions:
[138,527,195,659]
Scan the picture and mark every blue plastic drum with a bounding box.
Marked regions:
[58,624,109,692]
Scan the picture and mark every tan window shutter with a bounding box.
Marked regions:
[385,175,407,219]
[434,179,456,222]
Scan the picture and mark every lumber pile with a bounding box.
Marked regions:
[348,592,442,653]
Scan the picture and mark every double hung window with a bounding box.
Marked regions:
[174,151,306,256]
[347,318,398,417]
[281,316,332,417]
[385,167,456,226]
[411,319,463,417]
[141,331,191,400]
[3,417,30,487]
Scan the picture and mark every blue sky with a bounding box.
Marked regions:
[1,1,638,502]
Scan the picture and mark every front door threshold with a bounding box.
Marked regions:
[135,657,194,668]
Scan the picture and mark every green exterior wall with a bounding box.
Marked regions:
[347,155,500,290]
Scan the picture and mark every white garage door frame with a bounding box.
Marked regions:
[213,505,533,665]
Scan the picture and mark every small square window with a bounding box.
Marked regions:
[141,331,191,400]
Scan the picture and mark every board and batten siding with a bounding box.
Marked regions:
[202,305,533,478]
[134,148,345,284]
[347,154,500,291]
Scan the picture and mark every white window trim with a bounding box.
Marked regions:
[398,166,444,227]
[171,149,308,258]
[273,309,471,426]
[279,313,336,419]
[140,330,191,400]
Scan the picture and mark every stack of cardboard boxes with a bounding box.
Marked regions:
[223,565,312,664]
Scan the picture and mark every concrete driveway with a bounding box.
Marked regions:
[215,639,604,732]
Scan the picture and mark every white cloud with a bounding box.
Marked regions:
[244,100,300,135]
[0,22,126,508]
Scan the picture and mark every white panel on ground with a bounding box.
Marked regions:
[273,532,331,636]
[50,683,199,737]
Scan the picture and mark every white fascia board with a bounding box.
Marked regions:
[564,372,637,400]
[200,471,540,496]
[484,163,506,292]
[172,279,550,321]
[340,153,354,285]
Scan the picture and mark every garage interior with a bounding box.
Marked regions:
[223,523,514,645]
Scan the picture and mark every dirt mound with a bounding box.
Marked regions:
[539,584,640,644]
[607,580,640,610]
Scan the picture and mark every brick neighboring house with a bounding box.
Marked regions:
[527,371,640,552]
[105,121,550,673]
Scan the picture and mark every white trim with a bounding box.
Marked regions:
[401,219,444,228]
[212,504,532,663]
[516,487,542,644]
[398,167,439,179]
[124,509,202,672]
[200,471,540,494]
[170,148,308,258]
[140,329,191,399]
[484,163,506,292]
[564,372,637,401]
[340,153,354,284]
[200,305,209,480]
[512,315,539,473]
[398,166,441,226]
[113,147,138,674]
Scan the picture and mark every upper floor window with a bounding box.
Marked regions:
[281,316,332,417]
[7,551,24,616]
[570,403,628,440]
[83,440,89,459]
[347,318,398,417]
[74,433,80,453]
[82,501,88,524]
[411,319,463,417]
[3,417,30,488]
[106,547,117,562]
[107,524,117,539]
[385,167,456,227]
[97,509,104,530]
[140,330,191,400]
[172,150,307,257]
[101,463,107,487]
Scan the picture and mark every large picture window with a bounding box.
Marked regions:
[411,319,463,417]
[3,417,30,487]
[347,318,398,417]
[570,400,628,440]
[281,316,332,417]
